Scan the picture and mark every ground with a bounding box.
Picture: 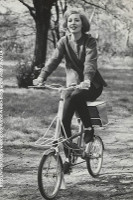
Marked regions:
[1,114,133,200]
[1,58,133,199]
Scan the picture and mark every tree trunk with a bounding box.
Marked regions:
[33,0,56,68]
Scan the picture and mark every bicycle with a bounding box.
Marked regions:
[29,84,108,200]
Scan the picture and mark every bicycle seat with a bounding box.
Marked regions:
[75,101,108,126]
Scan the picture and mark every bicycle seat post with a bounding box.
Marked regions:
[57,90,66,119]
[55,90,67,140]
[77,121,84,148]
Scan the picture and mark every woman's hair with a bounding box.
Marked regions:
[62,9,90,33]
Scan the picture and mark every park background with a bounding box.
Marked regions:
[1,0,133,199]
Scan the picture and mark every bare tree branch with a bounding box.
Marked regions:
[82,0,106,10]
[47,37,55,44]
[1,33,35,41]
[83,0,123,21]
[18,23,35,31]
[89,7,95,23]
[59,0,67,15]
[18,0,36,20]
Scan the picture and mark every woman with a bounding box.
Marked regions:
[34,9,107,173]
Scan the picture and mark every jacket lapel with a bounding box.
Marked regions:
[65,36,84,69]
[64,36,84,81]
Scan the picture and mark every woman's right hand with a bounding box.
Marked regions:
[33,77,44,86]
[79,80,90,90]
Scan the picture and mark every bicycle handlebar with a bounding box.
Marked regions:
[28,85,59,90]
[28,84,78,91]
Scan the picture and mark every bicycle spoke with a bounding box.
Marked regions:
[86,136,103,177]
[38,152,62,199]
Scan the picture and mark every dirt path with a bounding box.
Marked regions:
[1,115,133,200]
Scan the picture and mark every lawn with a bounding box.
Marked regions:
[3,57,133,146]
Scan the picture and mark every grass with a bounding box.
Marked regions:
[3,57,133,146]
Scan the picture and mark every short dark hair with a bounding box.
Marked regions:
[62,9,90,33]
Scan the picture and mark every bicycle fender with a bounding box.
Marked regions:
[43,148,55,156]
[42,149,64,169]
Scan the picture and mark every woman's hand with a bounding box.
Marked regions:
[33,77,44,86]
[79,80,90,90]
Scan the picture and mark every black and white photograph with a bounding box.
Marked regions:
[0,0,133,199]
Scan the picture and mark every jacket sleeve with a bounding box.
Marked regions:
[39,37,65,81]
[83,36,98,82]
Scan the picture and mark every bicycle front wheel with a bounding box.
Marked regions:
[38,151,63,200]
[86,136,104,177]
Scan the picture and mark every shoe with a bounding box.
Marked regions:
[84,127,94,144]
[85,141,93,156]
[63,161,71,174]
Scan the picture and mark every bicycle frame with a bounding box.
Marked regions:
[54,89,68,140]
[33,85,84,150]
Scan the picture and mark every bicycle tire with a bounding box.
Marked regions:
[38,151,63,200]
[86,136,104,177]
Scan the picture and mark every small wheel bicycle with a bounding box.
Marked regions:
[29,84,108,200]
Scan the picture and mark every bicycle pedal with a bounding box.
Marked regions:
[63,161,72,175]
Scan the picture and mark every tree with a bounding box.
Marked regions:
[6,0,66,88]
[2,0,133,65]
[50,0,67,48]
[18,0,57,69]
[0,9,19,58]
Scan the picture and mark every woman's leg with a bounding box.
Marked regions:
[70,86,103,126]
[62,85,103,173]
[62,85,103,156]
[70,85,103,143]
[62,90,75,139]
[62,90,76,158]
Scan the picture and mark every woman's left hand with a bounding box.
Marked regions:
[79,80,91,90]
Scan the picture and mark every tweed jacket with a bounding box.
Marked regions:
[39,33,107,88]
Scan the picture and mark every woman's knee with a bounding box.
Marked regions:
[70,90,83,103]
[91,86,103,101]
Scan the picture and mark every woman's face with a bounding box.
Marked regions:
[67,13,82,34]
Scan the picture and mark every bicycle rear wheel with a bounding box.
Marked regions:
[38,151,63,199]
[86,136,104,177]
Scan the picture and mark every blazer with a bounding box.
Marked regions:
[39,33,107,88]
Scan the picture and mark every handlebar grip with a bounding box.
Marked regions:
[28,85,46,89]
